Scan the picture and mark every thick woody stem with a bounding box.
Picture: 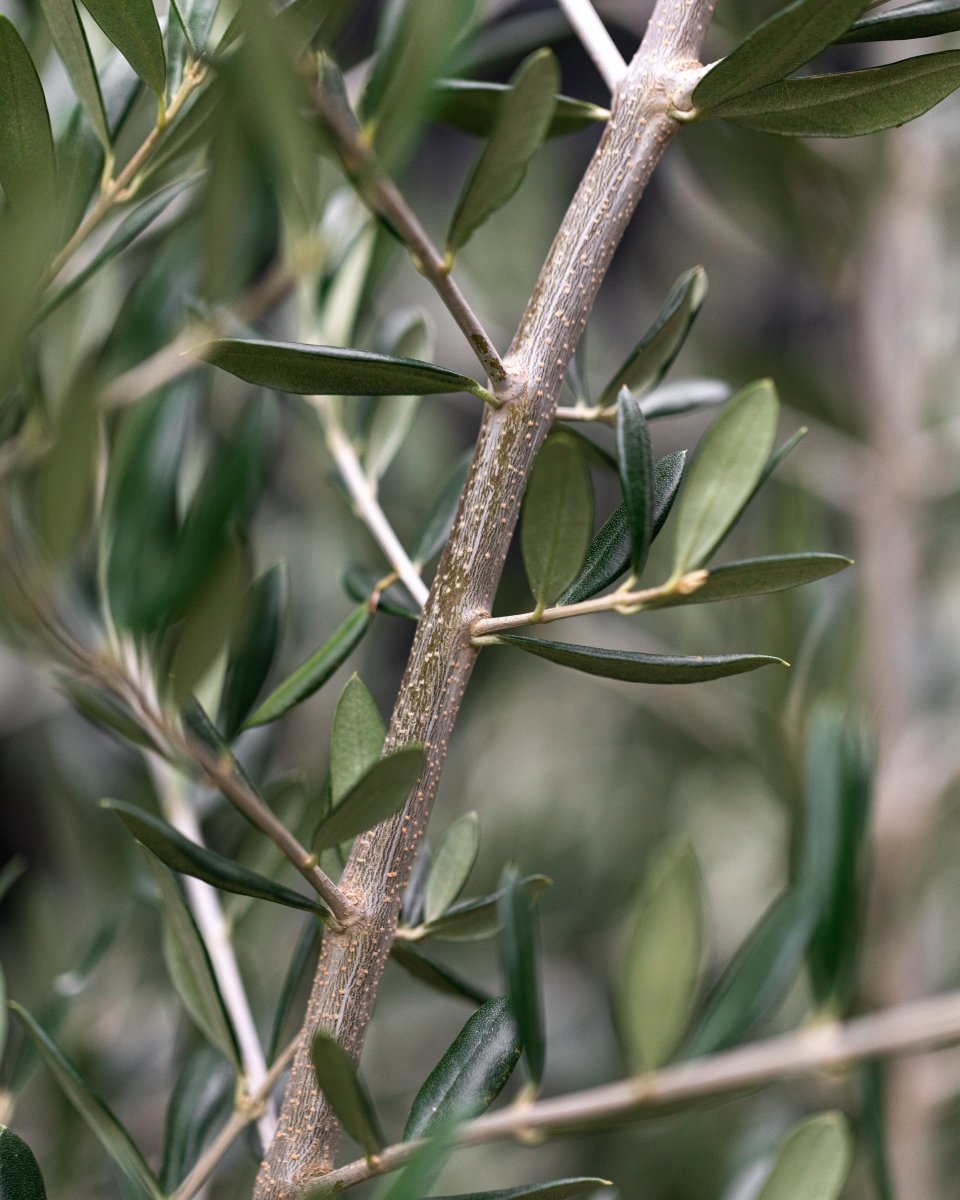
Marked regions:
[254,5,717,1196]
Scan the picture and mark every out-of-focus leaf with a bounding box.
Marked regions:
[160,1045,234,1192]
[683,888,814,1058]
[861,1062,894,1200]
[414,875,551,943]
[650,554,852,610]
[619,843,704,1070]
[81,0,166,98]
[269,918,322,1060]
[402,846,432,928]
[245,604,372,728]
[202,338,489,401]
[0,857,26,906]
[403,997,520,1140]
[220,564,287,740]
[461,7,572,74]
[9,1004,165,1200]
[313,746,424,852]
[61,678,157,747]
[600,268,708,405]
[757,1112,853,1200]
[53,107,103,246]
[430,1182,613,1200]
[0,17,56,214]
[425,813,480,924]
[521,435,593,611]
[498,864,544,1086]
[40,0,109,147]
[641,378,731,420]
[692,0,870,110]
[495,634,786,684]
[703,51,960,137]
[0,1125,47,1200]
[671,379,779,574]
[344,567,420,620]
[391,942,490,1006]
[411,450,473,566]
[181,0,219,52]
[378,1122,456,1200]
[447,49,558,254]
[167,539,246,706]
[839,0,960,43]
[433,78,608,138]
[364,313,431,483]
[558,451,686,605]
[146,857,241,1066]
[310,1032,384,1158]
[103,799,325,915]
[616,390,654,576]
[277,0,356,52]
[331,674,386,804]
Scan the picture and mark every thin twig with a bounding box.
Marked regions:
[556,0,628,90]
[554,403,616,424]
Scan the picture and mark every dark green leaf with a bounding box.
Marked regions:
[81,0,166,97]
[495,634,786,684]
[103,799,325,915]
[310,1032,384,1158]
[411,450,473,567]
[313,746,425,852]
[269,919,322,1060]
[415,875,552,942]
[693,0,870,110]
[245,604,372,729]
[403,996,521,1140]
[220,564,287,740]
[425,812,480,923]
[0,1125,47,1200]
[377,1122,456,1200]
[616,390,654,576]
[839,0,960,43]
[168,540,246,707]
[619,843,703,1070]
[433,78,608,139]
[861,1062,894,1200]
[431,1182,612,1200]
[558,451,686,605]
[498,864,544,1086]
[331,675,386,805]
[704,51,960,137]
[671,379,780,574]
[202,338,489,401]
[447,49,558,254]
[9,1004,164,1200]
[521,436,593,611]
[183,0,219,52]
[181,697,262,807]
[0,17,56,214]
[344,567,420,620]
[600,268,708,405]
[39,0,109,147]
[683,889,814,1058]
[160,1046,234,1192]
[390,942,491,1006]
[0,856,26,906]
[53,106,104,246]
[757,1112,853,1200]
[640,378,731,420]
[649,553,852,610]
[277,0,356,52]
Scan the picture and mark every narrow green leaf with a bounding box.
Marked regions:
[757,1112,853,1200]
[54,105,103,246]
[245,604,372,729]
[616,390,654,575]
[495,634,786,684]
[269,918,322,1060]
[183,0,220,52]
[619,843,703,1071]
[331,675,386,805]
[220,564,287,740]
[521,436,593,610]
[310,1032,384,1158]
[81,0,166,97]
[600,268,708,405]
[145,857,241,1066]
[313,745,425,852]
[40,0,109,147]
[0,17,56,214]
[641,378,731,420]
[0,857,25,906]
[433,78,608,138]
[344,567,420,620]
[425,812,480,924]
[840,0,960,43]
[378,1122,456,1200]
[0,1126,47,1200]
[402,846,433,928]
[411,450,473,566]
[861,1062,895,1200]
[683,889,815,1058]
[160,1045,234,1192]
[168,540,246,707]
[103,799,326,915]
[705,50,960,137]
[672,379,780,574]
[277,0,356,52]
[558,451,686,605]
[498,864,545,1086]
[693,0,870,110]
[202,338,488,400]
[650,554,852,610]
[447,49,558,254]
[416,875,552,943]
[403,997,521,1140]
[431,1182,613,1200]
[390,943,491,1006]
[9,1004,164,1200]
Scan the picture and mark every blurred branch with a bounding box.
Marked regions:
[556,0,628,88]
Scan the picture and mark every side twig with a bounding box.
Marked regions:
[556,0,628,89]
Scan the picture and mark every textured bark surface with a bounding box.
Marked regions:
[254,5,717,1195]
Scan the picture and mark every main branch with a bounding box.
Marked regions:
[254,3,717,1195]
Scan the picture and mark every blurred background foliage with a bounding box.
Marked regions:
[1,1,960,1198]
